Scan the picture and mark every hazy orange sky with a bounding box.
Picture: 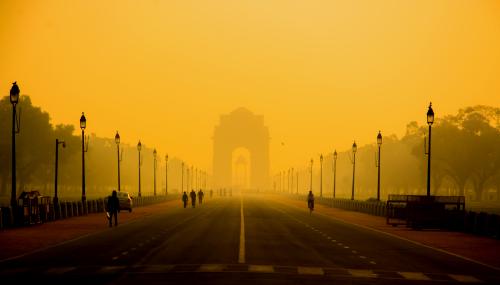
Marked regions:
[1,0,499,174]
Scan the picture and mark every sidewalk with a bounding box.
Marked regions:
[0,199,181,261]
[272,194,500,270]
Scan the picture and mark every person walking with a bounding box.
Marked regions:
[198,189,204,205]
[182,191,188,208]
[107,190,120,227]
[190,189,197,208]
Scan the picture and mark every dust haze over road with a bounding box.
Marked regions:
[1,193,499,285]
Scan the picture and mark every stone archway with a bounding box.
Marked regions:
[212,108,270,189]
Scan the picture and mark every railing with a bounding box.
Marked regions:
[0,194,179,229]
[285,193,500,239]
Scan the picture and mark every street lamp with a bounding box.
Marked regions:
[333,150,337,198]
[80,112,87,213]
[320,154,323,198]
[54,139,65,218]
[426,103,434,197]
[309,159,313,192]
[9,82,20,209]
[115,131,121,192]
[291,168,294,194]
[137,141,142,197]
[376,131,382,201]
[153,149,157,196]
[351,141,357,200]
[165,154,168,195]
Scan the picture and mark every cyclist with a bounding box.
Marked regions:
[307,190,315,214]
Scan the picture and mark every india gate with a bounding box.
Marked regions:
[212,108,270,190]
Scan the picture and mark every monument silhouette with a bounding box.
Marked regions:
[212,108,270,190]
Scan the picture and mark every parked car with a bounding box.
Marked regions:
[117,192,133,212]
[104,191,133,212]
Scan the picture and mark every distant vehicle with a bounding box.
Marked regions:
[106,192,133,212]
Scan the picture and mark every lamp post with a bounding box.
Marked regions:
[165,154,169,195]
[287,169,290,194]
[153,149,157,196]
[291,168,294,194]
[9,82,20,209]
[115,131,121,192]
[333,150,337,198]
[80,112,87,213]
[426,103,434,197]
[376,131,382,201]
[320,154,323,198]
[309,159,313,192]
[351,141,357,200]
[137,141,142,197]
[54,139,65,217]
[296,171,299,194]
[181,161,184,193]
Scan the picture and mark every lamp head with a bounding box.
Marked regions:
[377,131,382,146]
[427,102,435,125]
[352,141,357,153]
[10,82,20,105]
[137,140,142,151]
[80,112,87,130]
[115,131,120,144]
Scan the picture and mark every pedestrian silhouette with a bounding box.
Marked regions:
[198,189,204,205]
[190,189,197,208]
[307,190,315,214]
[182,191,188,208]
[107,190,120,227]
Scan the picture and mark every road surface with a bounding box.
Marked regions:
[1,194,499,284]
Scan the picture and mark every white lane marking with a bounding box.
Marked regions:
[297,266,324,275]
[352,250,357,254]
[131,247,137,251]
[327,237,332,239]
[198,264,226,272]
[122,251,129,256]
[112,256,119,260]
[331,240,337,242]
[344,246,350,249]
[349,269,377,278]
[359,255,366,259]
[45,267,76,274]
[248,265,274,273]
[369,261,377,265]
[279,201,500,272]
[449,274,481,283]
[139,243,144,247]
[398,272,431,280]
[238,193,246,264]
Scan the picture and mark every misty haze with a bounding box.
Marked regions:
[0,1,500,285]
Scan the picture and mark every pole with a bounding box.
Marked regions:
[10,104,16,208]
[165,156,168,195]
[296,172,298,194]
[427,124,432,197]
[117,143,121,192]
[333,156,337,198]
[351,153,356,200]
[138,150,141,197]
[320,157,323,198]
[181,162,184,193]
[153,156,157,196]
[309,160,313,191]
[81,129,86,213]
[54,139,59,206]
[377,145,381,201]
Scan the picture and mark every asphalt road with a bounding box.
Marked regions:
[1,194,499,284]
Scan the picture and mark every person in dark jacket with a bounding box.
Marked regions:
[190,189,197,208]
[182,191,188,208]
[107,190,120,227]
[198,189,204,205]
